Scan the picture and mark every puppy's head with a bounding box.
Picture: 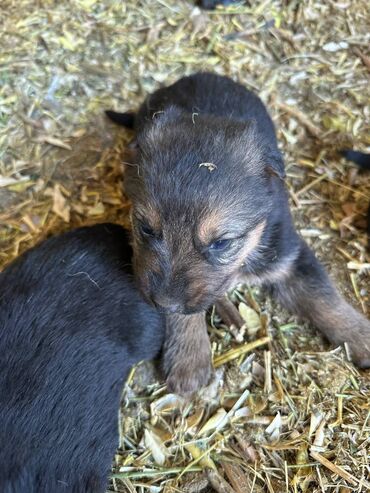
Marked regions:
[126,106,284,314]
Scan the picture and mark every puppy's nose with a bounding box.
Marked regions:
[164,303,181,314]
[151,295,182,313]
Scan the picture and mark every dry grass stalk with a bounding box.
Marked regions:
[213,337,271,367]
[275,101,322,140]
[207,468,237,493]
[309,450,369,488]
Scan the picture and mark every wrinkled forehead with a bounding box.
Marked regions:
[133,186,261,246]
[136,164,235,217]
[137,110,267,178]
[140,149,257,208]
[136,126,267,207]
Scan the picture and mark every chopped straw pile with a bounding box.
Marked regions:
[1,0,369,491]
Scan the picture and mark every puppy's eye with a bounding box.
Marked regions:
[208,238,232,252]
[139,224,156,238]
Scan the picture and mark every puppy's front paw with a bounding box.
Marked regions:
[162,311,213,396]
[350,347,370,369]
[328,309,370,369]
[166,355,213,396]
[345,323,370,368]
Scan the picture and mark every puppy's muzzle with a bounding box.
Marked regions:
[150,294,183,314]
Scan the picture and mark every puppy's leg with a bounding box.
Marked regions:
[215,296,244,328]
[269,240,370,367]
[163,312,212,396]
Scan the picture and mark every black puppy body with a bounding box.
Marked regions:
[341,149,370,240]
[342,149,370,170]
[198,0,242,9]
[0,224,164,493]
[107,73,370,394]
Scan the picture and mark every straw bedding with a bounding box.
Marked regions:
[0,1,369,491]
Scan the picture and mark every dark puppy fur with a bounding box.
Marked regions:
[106,72,370,394]
[197,0,243,9]
[341,150,370,170]
[0,224,164,493]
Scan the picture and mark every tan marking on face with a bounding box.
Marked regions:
[188,276,205,298]
[131,203,161,231]
[241,248,299,287]
[218,219,268,292]
[181,220,268,306]
[239,220,266,260]
[197,209,224,244]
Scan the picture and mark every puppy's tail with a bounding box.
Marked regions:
[340,149,370,170]
[105,110,135,129]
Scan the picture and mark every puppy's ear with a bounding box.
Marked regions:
[227,119,286,179]
[265,146,285,180]
[240,119,285,179]
[105,110,135,129]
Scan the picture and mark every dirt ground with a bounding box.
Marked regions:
[0,1,369,492]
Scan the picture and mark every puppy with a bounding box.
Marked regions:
[341,150,370,170]
[0,224,164,493]
[197,0,243,8]
[106,72,370,395]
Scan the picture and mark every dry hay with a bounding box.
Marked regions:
[0,0,369,492]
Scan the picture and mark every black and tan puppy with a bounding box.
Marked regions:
[0,224,164,493]
[107,72,370,395]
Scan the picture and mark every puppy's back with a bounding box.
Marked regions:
[0,224,164,493]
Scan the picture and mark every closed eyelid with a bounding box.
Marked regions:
[132,204,161,229]
[133,214,161,234]
[210,232,232,241]
[208,232,245,245]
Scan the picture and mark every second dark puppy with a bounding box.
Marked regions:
[0,224,164,493]
[199,0,242,9]
[107,72,370,394]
